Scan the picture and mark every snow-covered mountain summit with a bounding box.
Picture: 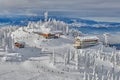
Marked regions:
[0,12,120,80]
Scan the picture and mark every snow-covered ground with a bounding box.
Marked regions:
[0,17,120,80]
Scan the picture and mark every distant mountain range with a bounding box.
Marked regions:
[0,15,120,34]
[0,16,120,28]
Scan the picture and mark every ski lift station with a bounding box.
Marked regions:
[74,36,99,49]
[33,31,62,39]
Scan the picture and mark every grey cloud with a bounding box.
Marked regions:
[0,0,120,17]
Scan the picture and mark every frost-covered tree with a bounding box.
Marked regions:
[83,71,87,80]
[52,48,55,65]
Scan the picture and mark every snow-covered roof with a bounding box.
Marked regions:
[50,30,63,34]
[76,36,99,41]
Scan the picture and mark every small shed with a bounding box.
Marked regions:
[14,42,25,48]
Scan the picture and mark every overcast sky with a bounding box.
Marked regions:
[0,0,120,17]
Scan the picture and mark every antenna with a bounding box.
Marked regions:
[44,11,48,22]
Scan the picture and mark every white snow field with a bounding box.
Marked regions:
[0,15,120,80]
